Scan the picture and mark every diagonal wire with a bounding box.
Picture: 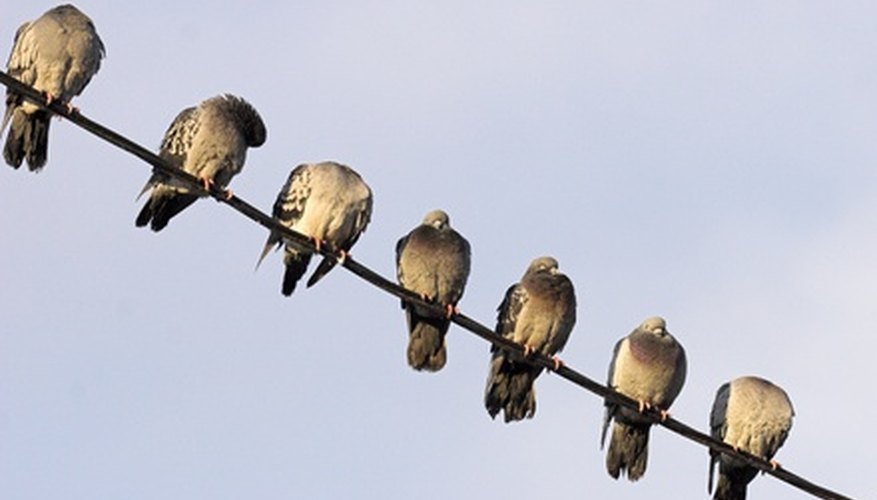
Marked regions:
[0,70,857,500]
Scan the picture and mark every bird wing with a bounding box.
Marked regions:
[544,274,576,356]
[601,336,626,448]
[445,229,472,304]
[492,282,528,353]
[257,163,312,267]
[5,21,36,84]
[708,381,731,493]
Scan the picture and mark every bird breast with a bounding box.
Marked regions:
[511,297,562,354]
[722,381,793,459]
[612,336,680,405]
[401,232,467,302]
[292,187,369,244]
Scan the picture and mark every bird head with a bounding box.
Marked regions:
[527,256,560,275]
[423,209,450,230]
[221,94,267,147]
[640,316,668,336]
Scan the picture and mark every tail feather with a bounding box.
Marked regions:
[3,108,50,171]
[405,307,450,371]
[136,191,199,232]
[135,198,154,228]
[3,110,26,168]
[282,249,312,296]
[27,110,50,171]
[1,98,15,135]
[606,421,651,481]
[712,465,756,500]
[306,256,337,288]
[256,232,281,270]
[713,472,748,500]
[484,355,540,422]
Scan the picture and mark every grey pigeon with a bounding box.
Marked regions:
[709,376,794,500]
[484,256,576,422]
[396,209,471,372]
[601,316,687,481]
[135,94,266,232]
[258,161,373,296]
[3,4,104,170]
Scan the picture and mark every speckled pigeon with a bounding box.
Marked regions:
[709,376,794,500]
[396,209,471,372]
[601,316,687,481]
[135,94,266,232]
[3,4,104,171]
[484,256,576,422]
[257,161,373,296]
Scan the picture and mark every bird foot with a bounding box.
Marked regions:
[521,344,535,357]
[658,408,671,421]
[637,400,652,413]
[550,355,564,371]
[310,237,322,253]
[337,249,349,264]
[44,92,56,106]
[444,303,458,318]
[199,176,214,193]
[769,459,781,470]
[199,177,230,199]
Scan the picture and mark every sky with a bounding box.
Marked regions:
[1,2,873,499]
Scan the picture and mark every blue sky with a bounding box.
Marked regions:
[1,2,873,499]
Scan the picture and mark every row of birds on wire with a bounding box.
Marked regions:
[2,5,800,499]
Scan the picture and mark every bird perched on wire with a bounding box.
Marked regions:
[135,94,266,232]
[709,376,794,500]
[257,161,373,296]
[2,4,105,171]
[601,316,687,481]
[396,209,471,372]
[484,256,576,422]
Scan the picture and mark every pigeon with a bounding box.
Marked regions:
[601,316,687,481]
[135,94,266,231]
[257,161,373,296]
[484,256,576,422]
[396,209,471,371]
[708,376,794,500]
[3,4,105,171]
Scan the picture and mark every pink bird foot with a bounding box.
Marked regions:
[337,249,349,264]
[310,237,323,253]
[444,303,458,318]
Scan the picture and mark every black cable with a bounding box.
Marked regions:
[0,70,857,500]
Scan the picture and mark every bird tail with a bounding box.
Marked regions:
[282,247,312,296]
[135,190,199,232]
[255,232,281,270]
[484,354,540,422]
[606,421,651,481]
[711,465,756,500]
[3,108,51,171]
[306,255,337,289]
[405,306,449,371]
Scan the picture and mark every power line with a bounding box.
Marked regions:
[0,70,857,500]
